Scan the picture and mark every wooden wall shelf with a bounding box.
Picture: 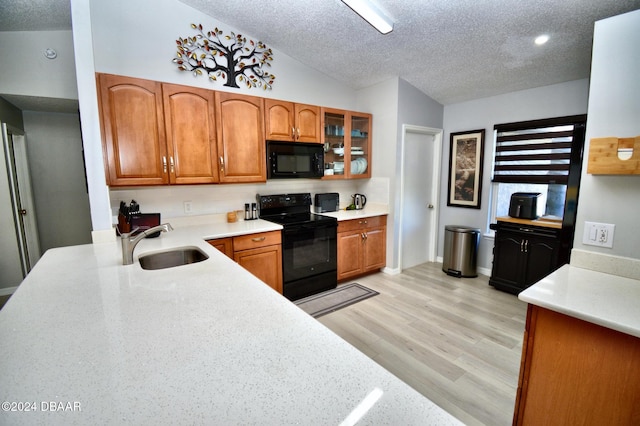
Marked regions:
[587,136,640,175]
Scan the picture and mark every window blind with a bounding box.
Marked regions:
[492,115,586,185]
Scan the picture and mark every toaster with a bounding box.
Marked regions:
[509,192,541,219]
[314,193,339,213]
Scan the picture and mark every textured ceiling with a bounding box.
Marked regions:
[1,0,639,112]
[179,0,639,105]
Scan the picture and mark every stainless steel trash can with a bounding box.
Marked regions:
[442,225,480,277]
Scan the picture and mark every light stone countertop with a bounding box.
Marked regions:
[0,215,460,425]
[519,264,640,338]
[320,203,389,221]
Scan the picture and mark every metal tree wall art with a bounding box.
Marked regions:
[173,23,275,90]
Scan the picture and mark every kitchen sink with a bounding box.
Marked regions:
[138,247,209,270]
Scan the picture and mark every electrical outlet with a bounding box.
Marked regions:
[183,201,193,214]
[583,221,615,248]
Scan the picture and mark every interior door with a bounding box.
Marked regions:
[2,123,41,275]
[400,126,441,270]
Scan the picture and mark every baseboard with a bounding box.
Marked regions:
[382,266,400,275]
[0,286,18,296]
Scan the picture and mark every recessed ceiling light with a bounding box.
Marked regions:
[534,35,550,46]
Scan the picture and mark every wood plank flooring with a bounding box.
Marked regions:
[318,262,527,426]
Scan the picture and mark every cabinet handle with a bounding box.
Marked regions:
[162,156,167,173]
[296,128,300,139]
[169,156,175,173]
[219,156,224,173]
[524,240,529,253]
[520,240,525,252]
[252,237,266,242]
[292,127,296,140]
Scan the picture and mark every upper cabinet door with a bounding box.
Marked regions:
[264,100,320,143]
[294,103,321,143]
[162,83,219,184]
[215,92,266,183]
[264,99,295,141]
[98,73,168,186]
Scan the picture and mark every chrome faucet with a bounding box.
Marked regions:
[121,223,174,265]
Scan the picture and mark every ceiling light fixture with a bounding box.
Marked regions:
[44,48,58,59]
[341,0,394,34]
[534,34,550,45]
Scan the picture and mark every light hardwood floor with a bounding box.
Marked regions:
[318,262,528,426]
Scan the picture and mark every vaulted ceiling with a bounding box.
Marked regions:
[1,0,639,111]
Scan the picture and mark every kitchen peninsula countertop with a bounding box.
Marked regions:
[519,264,640,338]
[0,216,459,425]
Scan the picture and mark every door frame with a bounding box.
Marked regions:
[398,124,443,271]
[2,123,41,275]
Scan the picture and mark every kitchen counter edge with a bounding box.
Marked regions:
[518,264,640,338]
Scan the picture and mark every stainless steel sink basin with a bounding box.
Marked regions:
[138,247,209,270]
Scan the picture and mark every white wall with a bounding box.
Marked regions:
[572,10,640,266]
[22,111,92,251]
[90,0,357,109]
[354,78,445,270]
[442,79,590,272]
[0,31,78,100]
[73,0,364,237]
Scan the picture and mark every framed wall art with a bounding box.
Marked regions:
[447,129,485,209]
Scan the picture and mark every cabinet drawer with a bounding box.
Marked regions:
[338,215,387,233]
[233,230,281,251]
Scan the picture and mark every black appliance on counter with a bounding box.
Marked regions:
[266,141,324,179]
[257,193,337,301]
[509,192,541,219]
[314,192,339,213]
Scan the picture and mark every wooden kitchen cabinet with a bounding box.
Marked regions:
[99,73,267,186]
[207,231,282,293]
[322,108,372,179]
[489,221,561,294]
[98,73,168,186]
[215,92,266,183]
[207,237,233,258]
[264,99,321,143]
[513,304,640,425]
[337,215,386,281]
[162,83,218,184]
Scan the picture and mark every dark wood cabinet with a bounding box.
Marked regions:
[489,222,561,294]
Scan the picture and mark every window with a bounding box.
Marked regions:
[489,115,586,226]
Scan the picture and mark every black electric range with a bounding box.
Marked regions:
[257,193,337,301]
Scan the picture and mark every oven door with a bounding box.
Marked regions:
[282,221,337,298]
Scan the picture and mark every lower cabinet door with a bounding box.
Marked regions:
[523,237,560,285]
[363,227,386,271]
[234,245,283,294]
[337,231,363,280]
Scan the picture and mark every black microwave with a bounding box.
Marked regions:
[267,141,324,179]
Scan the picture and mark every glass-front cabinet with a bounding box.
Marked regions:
[321,108,372,179]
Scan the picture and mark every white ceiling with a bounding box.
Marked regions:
[1,0,639,112]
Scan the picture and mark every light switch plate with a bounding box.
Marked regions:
[583,221,615,248]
